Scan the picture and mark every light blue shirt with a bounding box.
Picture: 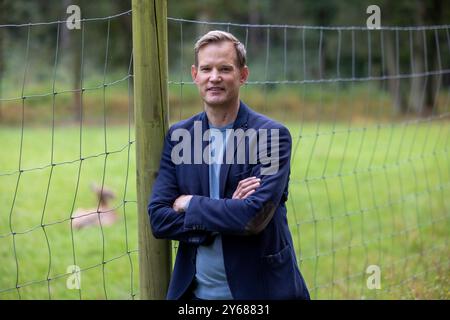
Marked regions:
[193,122,234,300]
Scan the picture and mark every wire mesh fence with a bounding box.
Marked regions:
[0,10,138,300]
[167,19,450,299]
[0,7,449,299]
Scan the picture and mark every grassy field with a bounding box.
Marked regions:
[0,125,139,299]
[287,119,449,299]
[0,118,449,299]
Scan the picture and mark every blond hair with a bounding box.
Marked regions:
[194,30,247,68]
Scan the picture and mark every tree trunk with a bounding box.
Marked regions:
[412,0,442,117]
[195,0,213,38]
[71,0,82,122]
[409,30,425,115]
[385,31,407,114]
[317,8,327,79]
[248,0,262,53]
[61,0,82,122]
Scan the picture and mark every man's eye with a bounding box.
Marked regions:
[201,67,211,72]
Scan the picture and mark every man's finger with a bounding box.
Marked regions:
[238,176,258,185]
[241,189,256,199]
[239,181,260,195]
[233,180,260,199]
[238,177,260,189]
[233,177,261,199]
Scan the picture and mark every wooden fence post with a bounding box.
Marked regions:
[132,0,170,300]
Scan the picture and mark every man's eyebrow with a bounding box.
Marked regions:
[199,64,235,69]
[199,62,234,67]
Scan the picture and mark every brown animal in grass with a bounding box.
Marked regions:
[71,184,118,229]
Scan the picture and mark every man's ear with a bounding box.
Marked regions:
[191,65,198,82]
[240,66,249,84]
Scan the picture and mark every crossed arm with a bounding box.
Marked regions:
[172,176,261,212]
[148,126,291,242]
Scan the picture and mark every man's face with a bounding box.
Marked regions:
[191,41,249,109]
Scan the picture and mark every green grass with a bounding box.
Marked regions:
[287,119,449,299]
[0,125,139,299]
[0,119,449,299]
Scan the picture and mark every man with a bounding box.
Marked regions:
[148,30,310,300]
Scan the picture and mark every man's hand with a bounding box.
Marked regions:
[173,195,193,213]
[172,177,260,212]
[232,176,261,199]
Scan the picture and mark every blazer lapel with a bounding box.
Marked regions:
[196,111,210,197]
[219,101,250,198]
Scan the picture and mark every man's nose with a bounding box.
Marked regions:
[209,69,222,82]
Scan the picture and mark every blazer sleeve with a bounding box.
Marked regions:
[147,127,211,244]
[184,126,292,235]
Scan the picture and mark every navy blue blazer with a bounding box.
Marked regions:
[148,101,310,300]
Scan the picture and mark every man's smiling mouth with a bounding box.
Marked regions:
[207,87,225,92]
